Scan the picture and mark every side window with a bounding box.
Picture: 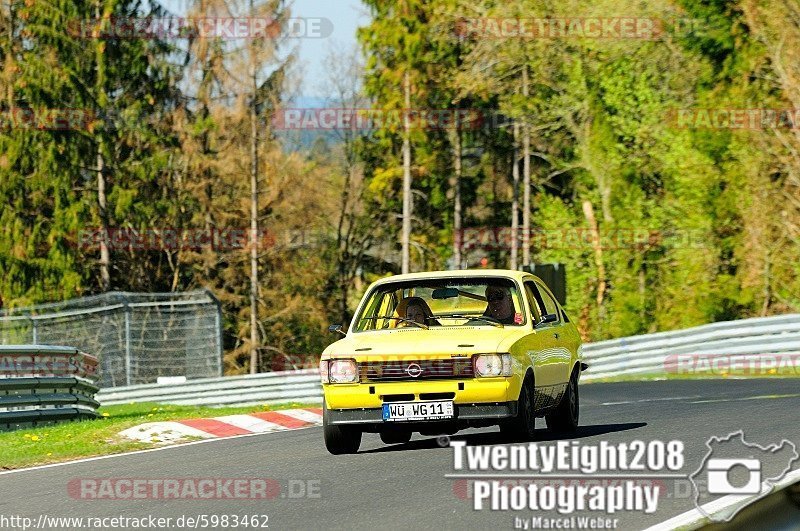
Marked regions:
[535,282,560,321]
[524,281,543,321]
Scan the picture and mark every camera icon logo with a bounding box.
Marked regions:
[706,458,761,495]
[690,431,799,522]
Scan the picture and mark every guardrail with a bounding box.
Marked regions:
[97,369,322,407]
[580,313,800,381]
[0,345,101,431]
[95,314,800,406]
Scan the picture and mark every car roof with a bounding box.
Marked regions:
[370,269,532,287]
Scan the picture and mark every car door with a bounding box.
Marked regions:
[552,297,581,377]
[530,280,572,395]
[520,280,564,402]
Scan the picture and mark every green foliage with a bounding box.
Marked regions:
[355,0,800,341]
[1,0,798,358]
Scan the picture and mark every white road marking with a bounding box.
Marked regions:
[599,396,702,406]
[278,409,323,424]
[690,393,800,404]
[213,414,285,433]
[118,421,214,442]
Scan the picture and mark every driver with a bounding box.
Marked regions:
[483,285,517,325]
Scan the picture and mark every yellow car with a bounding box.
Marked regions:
[319,269,585,454]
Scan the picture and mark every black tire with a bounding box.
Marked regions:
[323,401,362,455]
[546,369,579,433]
[500,376,536,441]
[379,428,412,445]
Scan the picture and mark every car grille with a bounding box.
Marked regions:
[359,358,474,381]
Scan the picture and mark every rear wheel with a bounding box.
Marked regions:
[323,401,362,455]
[500,376,536,441]
[546,369,579,433]
[379,428,412,445]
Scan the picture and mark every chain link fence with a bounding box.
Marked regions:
[0,290,223,388]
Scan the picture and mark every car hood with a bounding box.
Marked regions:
[322,326,528,360]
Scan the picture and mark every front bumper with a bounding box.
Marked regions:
[323,375,521,410]
[326,401,517,426]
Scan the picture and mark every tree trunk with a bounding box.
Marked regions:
[522,65,531,267]
[510,121,520,270]
[582,200,606,320]
[248,4,260,374]
[336,162,353,324]
[249,100,259,374]
[95,0,110,291]
[97,149,110,291]
[639,264,646,326]
[761,248,771,316]
[452,113,462,269]
[401,71,412,274]
[5,0,14,109]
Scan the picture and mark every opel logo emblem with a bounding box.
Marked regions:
[405,363,422,378]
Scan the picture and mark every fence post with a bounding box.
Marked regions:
[204,288,224,377]
[31,317,38,344]
[124,303,132,386]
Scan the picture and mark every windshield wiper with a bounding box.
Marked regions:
[360,315,429,330]
[444,314,504,328]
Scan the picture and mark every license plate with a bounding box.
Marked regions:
[382,400,454,422]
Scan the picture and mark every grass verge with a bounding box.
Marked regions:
[0,401,318,471]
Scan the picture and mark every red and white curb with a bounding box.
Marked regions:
[119,408,323,443]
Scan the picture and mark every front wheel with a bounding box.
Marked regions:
[499,376,536,441]
[323,401,362,455]
[545,369,579,433]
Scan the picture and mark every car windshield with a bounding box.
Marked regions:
[353,277,526,332]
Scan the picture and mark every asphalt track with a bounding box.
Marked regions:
[1,379,799,530]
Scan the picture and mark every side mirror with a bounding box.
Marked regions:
[536,313,559,327]
[328,324,346,336]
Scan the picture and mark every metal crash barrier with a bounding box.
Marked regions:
[581,313,800,381]
[96,313,800,406]
[0,345,100,431]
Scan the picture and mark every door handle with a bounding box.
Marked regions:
[553,333,559,339]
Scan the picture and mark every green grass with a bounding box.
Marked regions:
[0,401,318,471]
